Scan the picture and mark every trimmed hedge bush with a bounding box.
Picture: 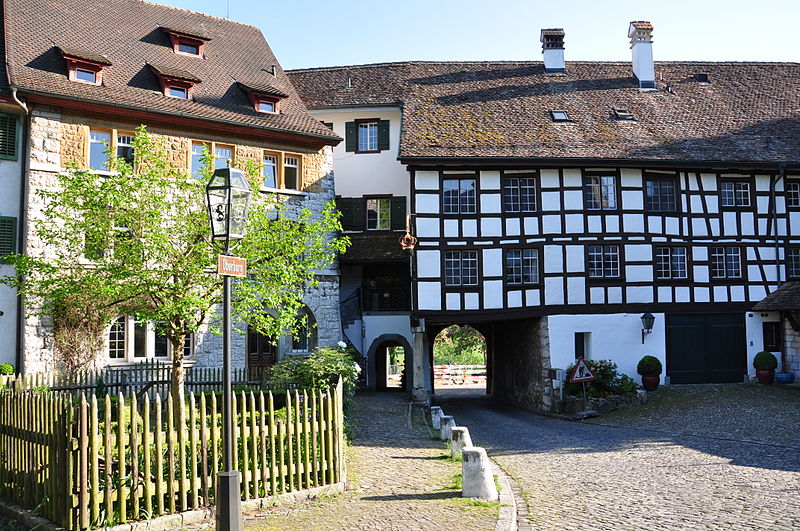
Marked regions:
[753,350,778,371]
[636,355,663,377]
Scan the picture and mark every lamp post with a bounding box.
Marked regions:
[206,167,251,531]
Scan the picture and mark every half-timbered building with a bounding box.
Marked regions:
[290,21,800,409]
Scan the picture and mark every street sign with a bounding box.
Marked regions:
[218,255,247,277]
[570,356,596,383]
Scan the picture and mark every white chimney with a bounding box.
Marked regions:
[540,28,565,73]
[628,21,655,88]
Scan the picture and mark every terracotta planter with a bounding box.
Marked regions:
[756,369,775,385]
[641,375,660,392]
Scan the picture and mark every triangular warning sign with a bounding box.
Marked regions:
[570,357,596,383]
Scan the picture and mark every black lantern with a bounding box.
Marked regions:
[641,312,655,344]
[206,167,251,244]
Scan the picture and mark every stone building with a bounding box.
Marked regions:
[289,22,800,408]
[1,0,342,374]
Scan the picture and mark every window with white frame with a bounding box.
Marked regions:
[263,153,277,188]
[443,178,476,214]
[787,248,800,279]
[444,250,478,286]
[357,122,378,152]
[168,86,189,99]
[284,156,300,190]
[645,176,677,212]
[503,176,536,212]
[107,316,194,361]
[291,307,317,353]
[587,245,620,278]
[116,133,134,166]
[89,129,110,170]
[154,325,193,358]
[655,247,688,279]
[786,181,800,208]
[710,247,742,279]
[366,198,391,230]
[505,248,539,284]
[214,145,232,170]
[108,316,126,359]
[584,175,617,210]
[191,142,208,179]
[75,68,97,84]
[720,180,751,207]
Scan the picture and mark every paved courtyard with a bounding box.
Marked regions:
[437,383,800,530]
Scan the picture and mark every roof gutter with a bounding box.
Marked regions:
[399,156,800,172]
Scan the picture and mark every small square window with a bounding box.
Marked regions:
[168,86,189,99]
[75,68,97,84]
[258,101,276,113]
[613,108,634,120]
[550,110,570,122]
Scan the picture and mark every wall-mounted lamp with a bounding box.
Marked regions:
[641,313,655,344]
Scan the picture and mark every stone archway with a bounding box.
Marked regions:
[366,334,413,391]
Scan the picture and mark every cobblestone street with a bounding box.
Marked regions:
[437,384,800,530]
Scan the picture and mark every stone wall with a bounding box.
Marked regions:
[489,317,552,412]
[783,317,800,377]
[20,105,341,372]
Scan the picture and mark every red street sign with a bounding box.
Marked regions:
[570,357,596,383]
[218,255,247,277]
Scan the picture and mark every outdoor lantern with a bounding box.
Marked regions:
[206,167,252,243]
[641,312,655,343]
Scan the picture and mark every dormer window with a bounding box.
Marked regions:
[160,26,210,58]
[550,110,570,122]
[148,63,201,100]
[58,47,111,86]
[613,108,634,120]
[237,81,288,114]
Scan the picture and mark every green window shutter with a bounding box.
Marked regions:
[344,122,357,152]
[378,120,390,151]
[351,198,365,232]
[0,114,18,161]
[0,217,17,262]
[390,196,406,231]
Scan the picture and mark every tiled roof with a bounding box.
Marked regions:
[237,81,289,99]
[5,0,339,143]
[159,24,212,41]
[753,282,800,311]
[58,47,113,65]
[148,63,201,83]
[288,61,800,163]
[340,233,409,263]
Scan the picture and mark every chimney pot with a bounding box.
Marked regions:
[628,21,655,89]
[540,28,565,73]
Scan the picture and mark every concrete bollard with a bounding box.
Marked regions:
[461,446,498,501]
[440,415,455,441]
[430,406,444,429]
[450,426,473,459]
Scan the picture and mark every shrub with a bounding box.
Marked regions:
[267,344,360,397]
[0,363,14,375]
[636,355,663,377]
[564,359,637,398]
[753,351,778,371]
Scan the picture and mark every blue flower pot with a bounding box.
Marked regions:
[775,373,795,384]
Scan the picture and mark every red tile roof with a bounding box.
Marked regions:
[5,0,339,144]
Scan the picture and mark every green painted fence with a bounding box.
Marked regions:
[0,380,344,530]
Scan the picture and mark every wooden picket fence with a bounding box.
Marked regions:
[0,360,283,398]
[0,381,344,530]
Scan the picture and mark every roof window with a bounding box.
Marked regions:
[160,26,210,58]
[697,73,710,84]
[58,47,111,86]
[148,63,201,99]
[612,108,634,120]
[238,81,288,114]
[550,110,570,122]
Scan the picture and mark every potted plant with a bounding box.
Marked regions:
[753,351,778,385]
[637,355,662,392]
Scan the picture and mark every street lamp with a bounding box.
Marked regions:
[206,167,251,531]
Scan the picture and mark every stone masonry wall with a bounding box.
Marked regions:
[783,317,800,377]
[21,106,341,372]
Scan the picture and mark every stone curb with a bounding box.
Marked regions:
[489,458,518,531]
[0,482,346,531]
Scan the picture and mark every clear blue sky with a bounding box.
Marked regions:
[152,0,800,69]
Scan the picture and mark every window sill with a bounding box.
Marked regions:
[354,150,383,154]
[260,186,307,197]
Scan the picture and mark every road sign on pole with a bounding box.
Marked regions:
[570,356,596,383]
[218,255,247,277]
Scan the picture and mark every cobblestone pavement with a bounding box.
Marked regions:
[436,384,800,530]
[239,391,498,531]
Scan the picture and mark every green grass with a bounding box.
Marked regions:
[445,473,462,491]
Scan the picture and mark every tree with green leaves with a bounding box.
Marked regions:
[3,126,348,403]
[433,325,487,365]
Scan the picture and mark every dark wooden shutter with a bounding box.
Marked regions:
[0,217,17,262]
[350,198,365,231]
[390,196,406,231]
[336,198,366,231]
[344,122,357,152]
[378,120,390,151]
[0,114,17,160]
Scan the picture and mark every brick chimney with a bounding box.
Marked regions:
[540,28,565,73]
[628,21,655,88]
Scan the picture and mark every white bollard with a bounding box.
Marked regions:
[450,426,473,459]
[440,415,455,441]
[461,446,498,501]
[430,406,444,429]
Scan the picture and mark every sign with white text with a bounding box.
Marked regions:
[218,255,247,277]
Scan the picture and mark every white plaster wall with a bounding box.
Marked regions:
[308,108,407,198]
[363,314,412,358]
[0,113,22,366]
[547,313,666,382]
[745,311,781,377]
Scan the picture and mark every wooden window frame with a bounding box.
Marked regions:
[255,97,280,114]
[762,321,782,352]
[644,173,680,213]
[654,246,690,282]
[444,250,479,287]
[356,119,380,153]
[166,33,205,58]
[583,172,619,211]
[502,174,538,213]
[709,245,744,281]
[108,315,194,362]
[442,177,478,215]
[586,244,623,281]
[504,247,541,285]
[86,128,135,172]
[718,176,754,211]
[787,247,800,279]
[65,57,105,86]
[365,195,392,231]
[786,180,800,209]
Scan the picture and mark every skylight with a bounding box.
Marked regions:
[550,110,570,122]
[613,108,634,120]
